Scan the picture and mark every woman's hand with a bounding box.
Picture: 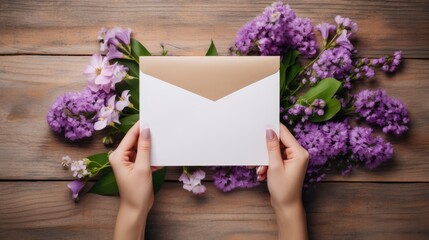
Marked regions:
[259,123,309,240]
[109,121,161,240]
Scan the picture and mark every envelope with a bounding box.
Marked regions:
[139,56,279,166]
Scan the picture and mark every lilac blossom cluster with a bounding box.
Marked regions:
[62,155,92,200]
[354,89,409,136]
[212,166,260,192]
[349,127,393,169]
[231,1,317,57]
[293,121,394,182]
[47,88,113,141]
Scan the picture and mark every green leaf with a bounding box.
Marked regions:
[285,62,301,91]
[282,49,300,68]
[279,50,301,98]
[205,40,218,56]
[303,78,341,103]
[116,113,139,133]
[89,167,167,195]
[115,59,139,77]
[310,98,341,122]
[86,153,109,169]
[88,169,119,195]
[131,38,151,62]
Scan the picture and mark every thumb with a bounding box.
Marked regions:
[266,128,283,170]
[135,127,151,171]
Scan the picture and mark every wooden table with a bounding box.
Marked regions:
[1,0,428,239]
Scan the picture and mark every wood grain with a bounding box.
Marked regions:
[1,56,428,181]
[0,0,428,58]
[0,181,428,240]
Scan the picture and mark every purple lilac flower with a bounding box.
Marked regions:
[315,23,336,40]
[354,89,409,135]
[94,95,120,131]
[289,17,318,57]
[106,44,124,61]
[61,155,73,169]
[67,180,85,201]
[70,158,91,179]
[334,15,358,35]
[349,127,393,169]
[46,88,112,141]
[373,51,402,73]
[293,121,349,167]
[116,90,131,111]
[335,30,354,51]
[312,46,353,80]
[231,1,317,57]
[99,27,132,52]
[212,166,259,192]
[287,99,326,122]
[179,169,206,194]
[305,165,326,184]
[353,58,375,80]
[84,54,128,93]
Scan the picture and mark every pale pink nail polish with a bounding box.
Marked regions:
[266,129,274,140]
[142,128,151,140]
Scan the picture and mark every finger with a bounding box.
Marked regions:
[266,128,283,170]
[151,166,164,172]
[256,166,268,176]
[279,123,300,148]
[257,172,267,181]
[117,121,140,151]
[135,127,151,171]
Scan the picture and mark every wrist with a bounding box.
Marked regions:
[272,201,305,222]
[120,200,150,217]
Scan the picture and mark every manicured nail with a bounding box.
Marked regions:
[266,129,274,140]
[142,128,151,140]
[256,166,262,175]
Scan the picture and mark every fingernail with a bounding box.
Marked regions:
[256,166,262,174]
[142,128,151,140]
[266,129,274,140]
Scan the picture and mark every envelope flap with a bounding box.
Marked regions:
[140,56,279,101]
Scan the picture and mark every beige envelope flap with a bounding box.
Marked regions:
[140,56,279,101]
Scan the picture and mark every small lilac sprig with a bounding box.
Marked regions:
[98,27,138,62]
[179,167,206,194]
[62,155,111,201]
[372,51,402,73]
[291,15,357,95]
[284,98,326,124]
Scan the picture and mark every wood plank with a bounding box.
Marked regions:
[0,0,428,58]
[0,55,428,181]
[0,181,428,239]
